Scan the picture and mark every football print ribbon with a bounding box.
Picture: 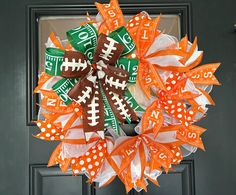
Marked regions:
[51,24,139,133]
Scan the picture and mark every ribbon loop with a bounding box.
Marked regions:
[67,23,98,60]
[103,65,129,95]
[61,51,91,78]
[109,26,136,56]
[93,33,124,65]
[115,58,139,84]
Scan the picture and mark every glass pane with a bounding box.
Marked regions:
[38,15,180,68]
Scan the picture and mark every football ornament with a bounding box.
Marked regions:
[34,0,221,192]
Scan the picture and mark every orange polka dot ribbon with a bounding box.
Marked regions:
[33,0,221,193]
[70,139,108,182]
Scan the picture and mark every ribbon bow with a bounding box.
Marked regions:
[142,71,206,149]
[50,24,139,133]
[48,136,111,182]
[111,133,182,192]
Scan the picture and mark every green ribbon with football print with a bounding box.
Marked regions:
[116,58,139,84]
[100,86,121,135]
[124,90,145,112]
[47,23,144,135]
[45,48,64,76]
[52,78,77,105]
[109,26,136,56]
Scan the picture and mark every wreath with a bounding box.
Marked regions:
[34,0,221,192]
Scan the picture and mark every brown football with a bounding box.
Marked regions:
[61,51,90,78]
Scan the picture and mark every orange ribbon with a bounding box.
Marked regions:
[39,90,82,114]
[95,0,125,33]
[48,32,72,51]
[142,72,199,137]
[48,137,119,185]
[110,133,176,192]
[48,143,71,172]
[126,13,167,99]
[186,63,221,85]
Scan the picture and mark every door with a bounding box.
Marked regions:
[0,0,235,195]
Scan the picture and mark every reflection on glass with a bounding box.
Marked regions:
[38,15,180,67]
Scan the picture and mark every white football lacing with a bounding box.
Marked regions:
[109,91,130,119]
[87,86,100,126]
[99,37,117,61]
[76,86,92,104]
[105,76,126,90]
[61,58,87,72]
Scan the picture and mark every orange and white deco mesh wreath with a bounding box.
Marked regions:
[34,0,221,192]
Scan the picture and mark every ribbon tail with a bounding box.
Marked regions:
[105,88,138,123]
[95,0,125,32]
[48,32,64,50]
[98,176,116,188]
[136,15,160,57]
[176,125,206,150]
[35,119,65,141]
[138,61,166,99]
[83,82,104,132]
[196,87,215,106]
[111,137,140,174]
[100,86,121,135]
[143,136,173,172]
[145,174,160,187]
[34,72,52,93]
[124,167,134,193]
[186,63,221,85]
[142,100,163,137]
[102,83,138,123]
[135,143,147,191]
[180,37,198,65]
[48,143,71,172]
[71,140,107,181]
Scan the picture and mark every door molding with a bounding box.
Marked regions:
[26,2,192,125]
[30,164,90,195]
[30,160,195,195]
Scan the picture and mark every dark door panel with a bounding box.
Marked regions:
[1,0,235,195]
